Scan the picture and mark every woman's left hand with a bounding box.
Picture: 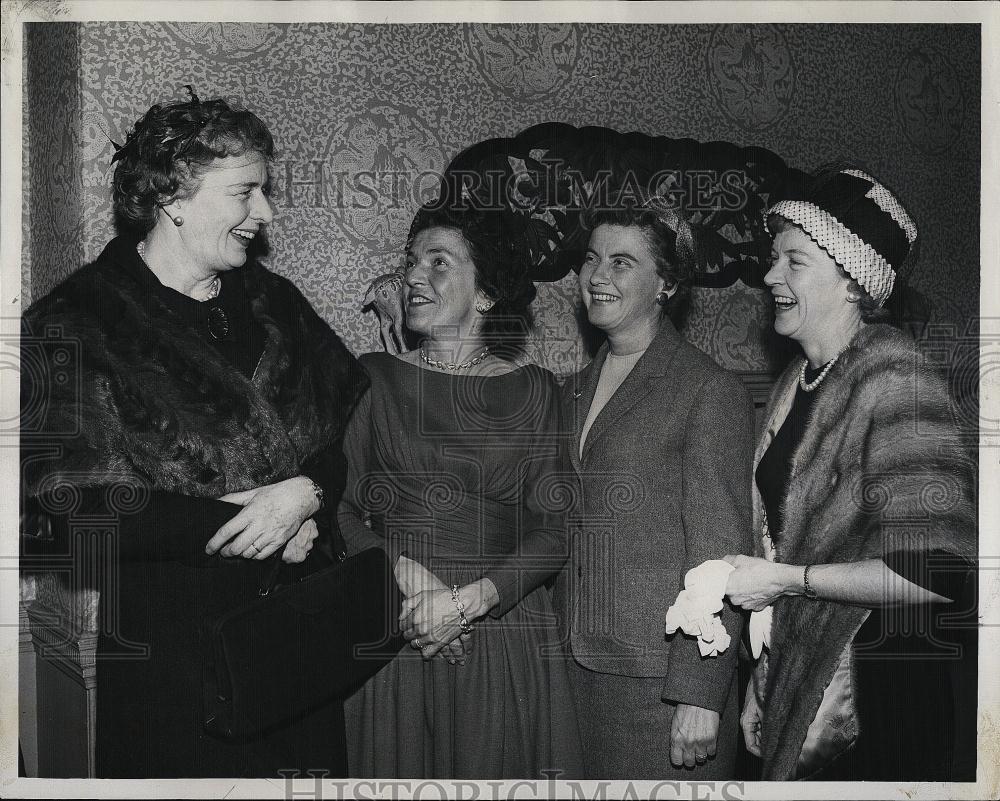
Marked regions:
[400,580,494,660]
[723,554,799,611]
[399,588,463,659]
[282,518,319,564]
[206,476,321,560]
[395,558,473,666]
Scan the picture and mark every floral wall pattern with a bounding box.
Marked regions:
[24,22,980,384]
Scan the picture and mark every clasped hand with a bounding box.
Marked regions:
[395,555,473,665]
[206,476,320,563]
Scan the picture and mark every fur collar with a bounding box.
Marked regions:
[22,236,367,498]
[754,324,977,778]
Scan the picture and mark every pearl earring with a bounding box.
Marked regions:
[159,204,183,226]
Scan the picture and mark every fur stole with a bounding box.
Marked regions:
[21,236,368,499]
[754,324,977,779]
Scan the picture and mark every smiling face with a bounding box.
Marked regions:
[765,221,859,353]
[403,226,488,342]
[579,224,666,338]
[165,152,273,275]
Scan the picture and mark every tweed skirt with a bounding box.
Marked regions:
[566,657,738,780]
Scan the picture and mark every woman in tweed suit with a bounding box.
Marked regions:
[557,201,754,779]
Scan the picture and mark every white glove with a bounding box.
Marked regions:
[665,559,736,657]
[748,606,773,659]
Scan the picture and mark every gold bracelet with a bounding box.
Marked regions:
[451,584,474,634]
[803,564,818,599]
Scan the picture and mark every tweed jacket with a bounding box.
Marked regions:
[749,324,977,779]
[558,317,754,714]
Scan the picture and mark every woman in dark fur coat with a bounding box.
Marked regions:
[20,91,373,777]
[723,168,977,780]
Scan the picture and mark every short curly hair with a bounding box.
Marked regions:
[112,95,274,234]
[581,206,697,329]
[407,203,536,359]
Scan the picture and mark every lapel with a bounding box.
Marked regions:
[567,345,608,472]
[579,318,685,466]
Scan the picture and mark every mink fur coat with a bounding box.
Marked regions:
[21,234,367,500]
[20,235,370,777]
[750,324,977,779]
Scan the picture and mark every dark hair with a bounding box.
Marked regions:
[581,206,696,329]
[766,214,892,324]
[407,203,536,359]
[112,95,274,234]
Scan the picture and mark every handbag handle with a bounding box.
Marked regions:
[258,517,350,597]
[258,545,288,597]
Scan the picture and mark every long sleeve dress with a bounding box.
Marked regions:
[338,353,584,779]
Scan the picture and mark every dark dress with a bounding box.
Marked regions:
[338,353,584,779]
[755,364,977,781]
[21,236,367,777]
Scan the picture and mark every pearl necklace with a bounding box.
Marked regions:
[798,348,847,392]
[136,240,221,300]
[419,346,490,370]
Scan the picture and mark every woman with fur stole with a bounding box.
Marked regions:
[723,168,977,781]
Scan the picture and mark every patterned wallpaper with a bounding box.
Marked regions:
[24,22,980,382]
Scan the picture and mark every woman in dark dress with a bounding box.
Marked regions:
[724,168,977,780]
[339,203,583,779]
[21,92,372,777]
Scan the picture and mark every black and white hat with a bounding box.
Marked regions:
[767,169,917,307]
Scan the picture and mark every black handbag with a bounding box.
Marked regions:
[203,546,405,740]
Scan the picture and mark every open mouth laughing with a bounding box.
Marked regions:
[407,292,434,307]
[773,294,797,312]
[231,228,257,246]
